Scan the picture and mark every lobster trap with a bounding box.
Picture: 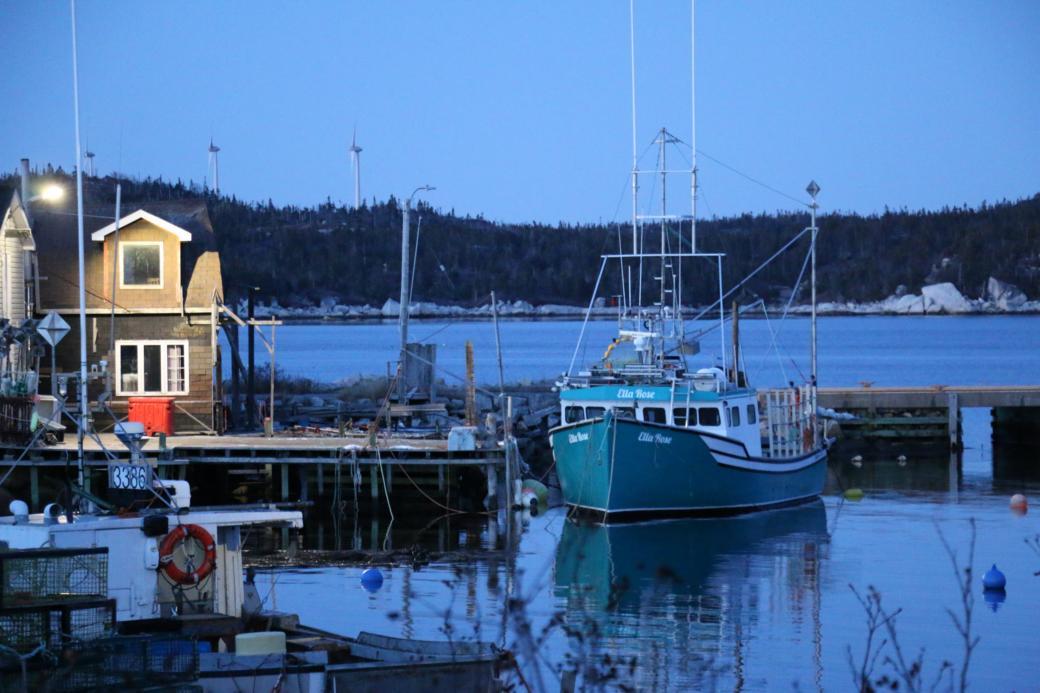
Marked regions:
[0,547,108,608]
[0,547,115,655]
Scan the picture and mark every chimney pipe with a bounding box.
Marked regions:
[19,158,30,205]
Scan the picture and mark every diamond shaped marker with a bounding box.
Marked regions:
[37,311,70,347]
[806,180,821,198]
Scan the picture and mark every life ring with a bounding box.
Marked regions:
[158,524,216,585]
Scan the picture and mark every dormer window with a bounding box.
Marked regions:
[120,241,163,288]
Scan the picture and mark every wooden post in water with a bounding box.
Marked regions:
[505,395,514,508]
[948,392,960,450]
[465,341,477,426]
[731,300,740,386]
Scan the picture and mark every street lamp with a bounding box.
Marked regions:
[398,185,434,402]
[29,184,65,204]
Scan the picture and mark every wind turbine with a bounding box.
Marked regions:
[208,138,221,194]
[83,146,96,177]
[348,127,362,209]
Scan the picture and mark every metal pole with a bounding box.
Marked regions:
[108,183,121,361]
[810,205,817,385]
[398,200,411,402]
[491,291,505,400]
[628,0,639,312]
[717,256,725,375]
[398,187,433,402]
[70,0,88,493]
[247,287,256,428]
[269,322,276,436]
[690,0,697,253]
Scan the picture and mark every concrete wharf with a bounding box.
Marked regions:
[813,385,1040,448]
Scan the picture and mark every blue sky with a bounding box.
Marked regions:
[1,1,1037,224]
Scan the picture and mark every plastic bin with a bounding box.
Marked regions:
[127,397,175,436]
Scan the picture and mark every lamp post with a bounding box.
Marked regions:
[70,0,89,496]
[398,185,434,403]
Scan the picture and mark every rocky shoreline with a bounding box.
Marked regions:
[246,278,1038,321]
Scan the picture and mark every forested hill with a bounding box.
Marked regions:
[7,171,1039,307]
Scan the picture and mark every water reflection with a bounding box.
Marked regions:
[553,502,829,688]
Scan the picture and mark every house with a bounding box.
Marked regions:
[0,184,38,380]
[16,171,226,433]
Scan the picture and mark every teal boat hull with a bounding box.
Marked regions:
[550,416,827,519]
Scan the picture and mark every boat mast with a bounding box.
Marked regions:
[807,180,820,386]
[628,0,639,314]
[690,0,697,254]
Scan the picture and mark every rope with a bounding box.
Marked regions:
[396,461,493,516]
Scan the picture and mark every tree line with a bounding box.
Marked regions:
[6,171,1038,307]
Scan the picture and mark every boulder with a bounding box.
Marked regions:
[985,277,1028,310]
[920,283,972,313]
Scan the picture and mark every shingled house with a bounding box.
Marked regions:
[29,187,225,432]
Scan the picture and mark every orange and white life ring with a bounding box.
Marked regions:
[158,524,217,585]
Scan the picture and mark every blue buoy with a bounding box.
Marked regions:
[983,587,1007,612]
[360,567,384,592]
[982,564,1006,591]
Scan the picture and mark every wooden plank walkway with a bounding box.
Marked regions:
[0,433,504,468]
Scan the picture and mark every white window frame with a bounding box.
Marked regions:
[118,241,164,289]
[115,339,189,396]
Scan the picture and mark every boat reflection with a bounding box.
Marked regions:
[554,501,829,687]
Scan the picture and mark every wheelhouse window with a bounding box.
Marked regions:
[674,407,689,426]
[698,407,721,427]
[729,406,741,427]
[117,340,187,395]
[586,406,606,419]
[746,404,757,425]
[642,407,667,424]
[614,407,635,419]
[120,241,163,288]
[565,406,584,423]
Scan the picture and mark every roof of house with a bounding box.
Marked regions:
[30,190,221,311]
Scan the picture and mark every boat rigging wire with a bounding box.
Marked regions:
[683,226,810,326]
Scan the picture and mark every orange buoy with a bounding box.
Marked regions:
[1010,494,1028,515]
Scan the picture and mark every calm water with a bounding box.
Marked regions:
[241,315,1040,389]
[248,316,1040,690]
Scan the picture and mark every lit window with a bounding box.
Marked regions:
[120,242,163,287]
[117,340,188,395]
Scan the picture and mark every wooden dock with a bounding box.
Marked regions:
[0,433,506,512]
[813,385,1040,449]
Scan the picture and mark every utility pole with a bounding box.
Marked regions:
[247,287,257,428]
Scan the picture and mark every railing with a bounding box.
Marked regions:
[765,385,816,458]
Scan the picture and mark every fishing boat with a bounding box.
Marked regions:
[549,2,828,520]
